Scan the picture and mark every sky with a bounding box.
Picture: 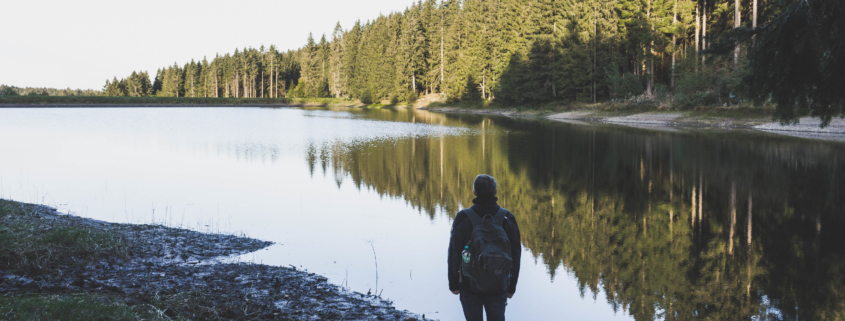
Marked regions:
[0,0,419,90]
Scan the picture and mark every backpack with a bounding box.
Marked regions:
[460,207,513,294]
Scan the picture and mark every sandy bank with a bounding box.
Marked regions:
[425,106,845,141]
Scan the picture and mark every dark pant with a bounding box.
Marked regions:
[459,291,507,321]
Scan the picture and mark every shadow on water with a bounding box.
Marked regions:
[308,109,845,320]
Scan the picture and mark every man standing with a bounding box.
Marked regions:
[448,174,522,321]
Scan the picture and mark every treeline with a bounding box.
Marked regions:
[0,85,100,97]
[103,46,300,98]
[310,0,800,105]
[300,0,785,104]
[105,0,790,104]
[103,0,843,121]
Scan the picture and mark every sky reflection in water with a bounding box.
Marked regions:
[0,107,843,320]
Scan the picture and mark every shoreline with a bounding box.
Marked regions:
[0,103,334,108]
[4,101,844,141]
[0,199,426,321]
[421,106,845,141]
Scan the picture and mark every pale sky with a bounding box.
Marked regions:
[0,0,418,90]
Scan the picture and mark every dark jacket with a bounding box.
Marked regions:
[448,196,522,294]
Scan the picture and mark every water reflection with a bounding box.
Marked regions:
[314,110,845,320]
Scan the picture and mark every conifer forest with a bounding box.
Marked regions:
[100,0,842,122]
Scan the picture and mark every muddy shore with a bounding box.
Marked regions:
[1,200,427,321]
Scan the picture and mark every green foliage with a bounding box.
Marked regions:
[105,47,300,99]
[0,294,159,320]
[25,90,48,96]
[0,86,19,96]
[405,89,418,104]
[359,89,373,104]
[1,85,95,96]
[671,54,745,109]
[460,75,481,103]
[604,63,644,99]
[745,0,845,125]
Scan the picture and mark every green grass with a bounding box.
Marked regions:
[0,200,130,272]
[0,294,162,321]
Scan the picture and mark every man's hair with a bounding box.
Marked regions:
[473,174,498,197]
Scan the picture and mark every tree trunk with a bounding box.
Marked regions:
[672,0,677,88]
[271,60,274,98]
[261,70,264,98]
[734,0,741,65]
[753,0,757,28]
[482,72,486,100]
[702,0,707,64]
[593,1,597,103]
[753,0,758,45]
[646,0,654,97]
[695,2,700,55]
[646,56,653,96]
[440,16,444,93]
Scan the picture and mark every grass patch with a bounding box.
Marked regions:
[0,200,130,272]
[0,294,162,320]
[150,291,230,319]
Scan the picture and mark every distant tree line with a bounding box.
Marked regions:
[103,46,300,98]
[0,85,100,97]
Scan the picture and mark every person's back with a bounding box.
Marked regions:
[448,174,522,321]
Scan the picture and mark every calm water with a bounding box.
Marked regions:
[1,107,843,320]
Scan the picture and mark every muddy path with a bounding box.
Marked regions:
[1,201,427,321]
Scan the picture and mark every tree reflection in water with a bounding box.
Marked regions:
[308,109,845,320]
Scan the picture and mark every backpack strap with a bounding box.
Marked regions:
[463,208,482,227]
[492,207,508,225]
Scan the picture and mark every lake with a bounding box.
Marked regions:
[1,107,843,320]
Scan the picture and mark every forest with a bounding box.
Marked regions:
[96,0,841,122]
[0,85,99,97]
